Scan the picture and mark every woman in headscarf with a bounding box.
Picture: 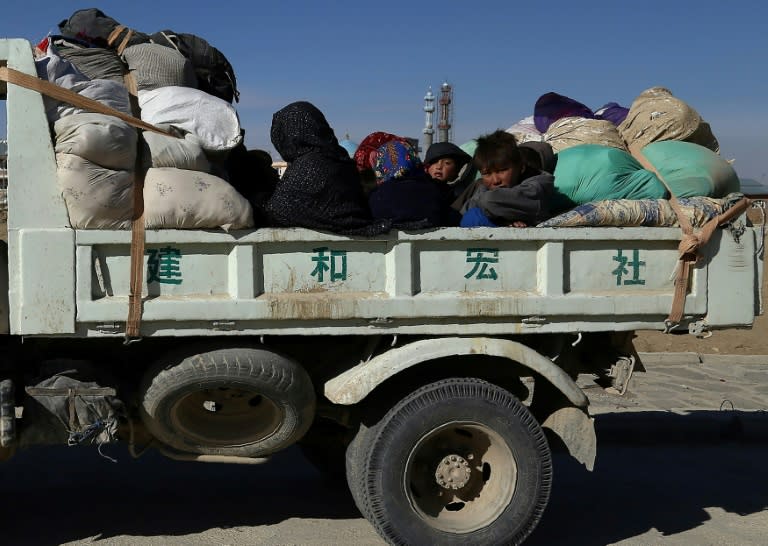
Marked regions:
[265,101,390,236]
[368,140,461,228]
[353,131,410,196]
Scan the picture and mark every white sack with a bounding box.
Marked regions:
[56,153,134,229]
[143,168,253,230]
[54,113,138,171]
[138,87,243,151]
[55,79,133,121]
[35,41,88,88]
[35,41,89,123]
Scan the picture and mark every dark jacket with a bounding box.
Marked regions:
[454,171,555,226]
[369,177,462,228]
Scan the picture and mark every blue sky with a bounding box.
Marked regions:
[2,1,767,181]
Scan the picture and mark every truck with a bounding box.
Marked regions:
[0,38,764,545]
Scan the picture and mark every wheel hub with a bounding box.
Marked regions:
[434,454,472,490]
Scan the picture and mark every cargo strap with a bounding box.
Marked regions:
[106,25,134,56]
[126,155,147,340]
[630,145,751,329]
[0,66,170,136]
[0,66,177,340]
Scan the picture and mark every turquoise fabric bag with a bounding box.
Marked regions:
[552,144,668,212]
[641,141,740,198]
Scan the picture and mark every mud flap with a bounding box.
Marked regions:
[542,406,596,471]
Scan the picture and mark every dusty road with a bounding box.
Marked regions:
[0,418,764,545]
[0,354,766,546]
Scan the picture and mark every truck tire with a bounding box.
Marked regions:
[140,347,315,457]
[349,378,551,546]
[345,420,375,516]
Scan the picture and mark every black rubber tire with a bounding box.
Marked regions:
[351,378,552,546]
[140,346,315,457]
[345,420,376,516]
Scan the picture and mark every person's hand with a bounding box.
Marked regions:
[509,221,527,228]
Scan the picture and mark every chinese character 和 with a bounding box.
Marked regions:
[311,247,347,282]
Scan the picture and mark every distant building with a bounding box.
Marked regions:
[1,139,7,207]
[423,82,454,147]
[739,177,768,225]
[0,139,7,190]
[272,161,288,178]
[437,81,453,144]
[422,87,435,156]
[740,178,768,200]
[338,133,359,158]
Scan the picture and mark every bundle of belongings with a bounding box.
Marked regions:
[33,8,259,231]
[457,87,745,230]
[538,192,746,228]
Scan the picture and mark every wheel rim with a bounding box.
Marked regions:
[170,386,283,447]
[404,421,517,534]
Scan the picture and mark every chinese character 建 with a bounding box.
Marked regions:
[147,247,183,285]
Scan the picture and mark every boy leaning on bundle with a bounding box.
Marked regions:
[454,130,555,227]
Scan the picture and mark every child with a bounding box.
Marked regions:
[368,140,461,228]
[424,142,472,183]
[455,130,554,227]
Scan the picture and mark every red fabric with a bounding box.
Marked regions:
[354,131,408,172]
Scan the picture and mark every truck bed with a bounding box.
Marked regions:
[2,222,758,338]
[0,38,761,338]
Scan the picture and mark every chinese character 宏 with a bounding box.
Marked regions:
[465,248,499,280]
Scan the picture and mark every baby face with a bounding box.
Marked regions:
[427,157,459,182]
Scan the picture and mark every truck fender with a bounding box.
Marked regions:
[541,406,596,471]
[325,336,596,470]
[324,336,588,408]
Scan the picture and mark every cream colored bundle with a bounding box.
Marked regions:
[617,87,719,153]
[54,113,138,171]
[56,152,134,229]
[143,167,253,230]
[544,116,627,153]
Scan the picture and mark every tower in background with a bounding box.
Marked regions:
[437,81,453,143]
[422,87,435,155]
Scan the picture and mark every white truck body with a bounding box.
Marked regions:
[2,38,761,342]
[1,37,763,545]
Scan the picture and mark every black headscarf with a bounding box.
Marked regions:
[266,101,390,236]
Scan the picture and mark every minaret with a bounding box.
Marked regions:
[422,87,435,156]
[437,81,453,143]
